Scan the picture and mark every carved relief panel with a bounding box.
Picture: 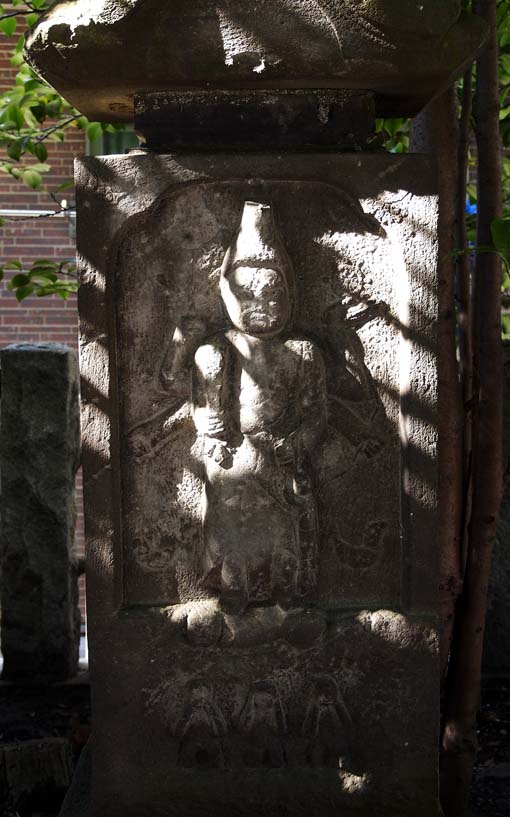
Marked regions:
[113,180,402,610]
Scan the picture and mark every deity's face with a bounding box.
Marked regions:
[221,265,291,337]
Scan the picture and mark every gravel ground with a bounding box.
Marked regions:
[0,675,508,817]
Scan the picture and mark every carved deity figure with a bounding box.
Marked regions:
[237,680,287,768]
[177,682,227,769]
[193,201,327,610]
[303,675,352,769]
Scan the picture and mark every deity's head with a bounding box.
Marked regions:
[220,201,294,337]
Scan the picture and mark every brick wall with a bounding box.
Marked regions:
[0,25,87,624]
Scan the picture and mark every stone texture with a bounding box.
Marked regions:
[0,343,81,682]
[0,738,73,811]
[483,341,510,676]
[25,0,487,121]
[74,150,439,816]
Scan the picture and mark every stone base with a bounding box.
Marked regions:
[59,743,91,817]
[86,608,439,817]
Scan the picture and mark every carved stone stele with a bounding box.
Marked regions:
[0,343,81,682]
[75,149,439,817]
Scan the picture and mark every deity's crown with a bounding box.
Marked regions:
[221,201,294,286]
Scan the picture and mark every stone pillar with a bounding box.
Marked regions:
[25,3,487,815]
[0,343,81,682]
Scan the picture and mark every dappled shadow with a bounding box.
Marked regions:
[73,151,440,813]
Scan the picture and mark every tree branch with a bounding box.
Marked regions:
[441,1,504,814]
[35,116,80,142]
[0,10,35,20]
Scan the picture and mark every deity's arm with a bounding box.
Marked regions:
[192,339,229,440]
[193,339,236,468]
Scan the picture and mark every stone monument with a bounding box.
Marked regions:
[26,2,487,815]
[0,343,81,682]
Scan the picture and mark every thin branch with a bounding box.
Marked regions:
[0,10,36,21]
[0,116,81,142]
[49,189,74,208]
[0,206,75,222]
[35,115,80,142]
[56,261,78,279]
[0,1,44,22]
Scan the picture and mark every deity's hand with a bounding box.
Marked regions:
[275,437,295,466]
[360,435,384,458]
[205,436,233,469]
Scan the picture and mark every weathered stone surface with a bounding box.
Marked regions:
[0,343,81,682]
[484,341,510,676]
[25,0,487,121]
[74,150,439,816]
[0,738,73,810]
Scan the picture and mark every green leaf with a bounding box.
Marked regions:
[22,108,41,130]
[53,179,75,193]
[4,260,22,270]
[86,122,103,142]
[32,259,53,267]
[15,284,35,302]
[0,17,17,37]
[7,141,21,160]
[491,218,510,262]
[5,103,23,131]
[45,100,62,118]
[29,162,50,173]
[10,273,30,287]
[33,142,48,161]
[26,12,39,27]
[28,265,58,281]
[22,168,42,189]
[31,272,59,284]
[10,49,24,67]
[21,78,45,93]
